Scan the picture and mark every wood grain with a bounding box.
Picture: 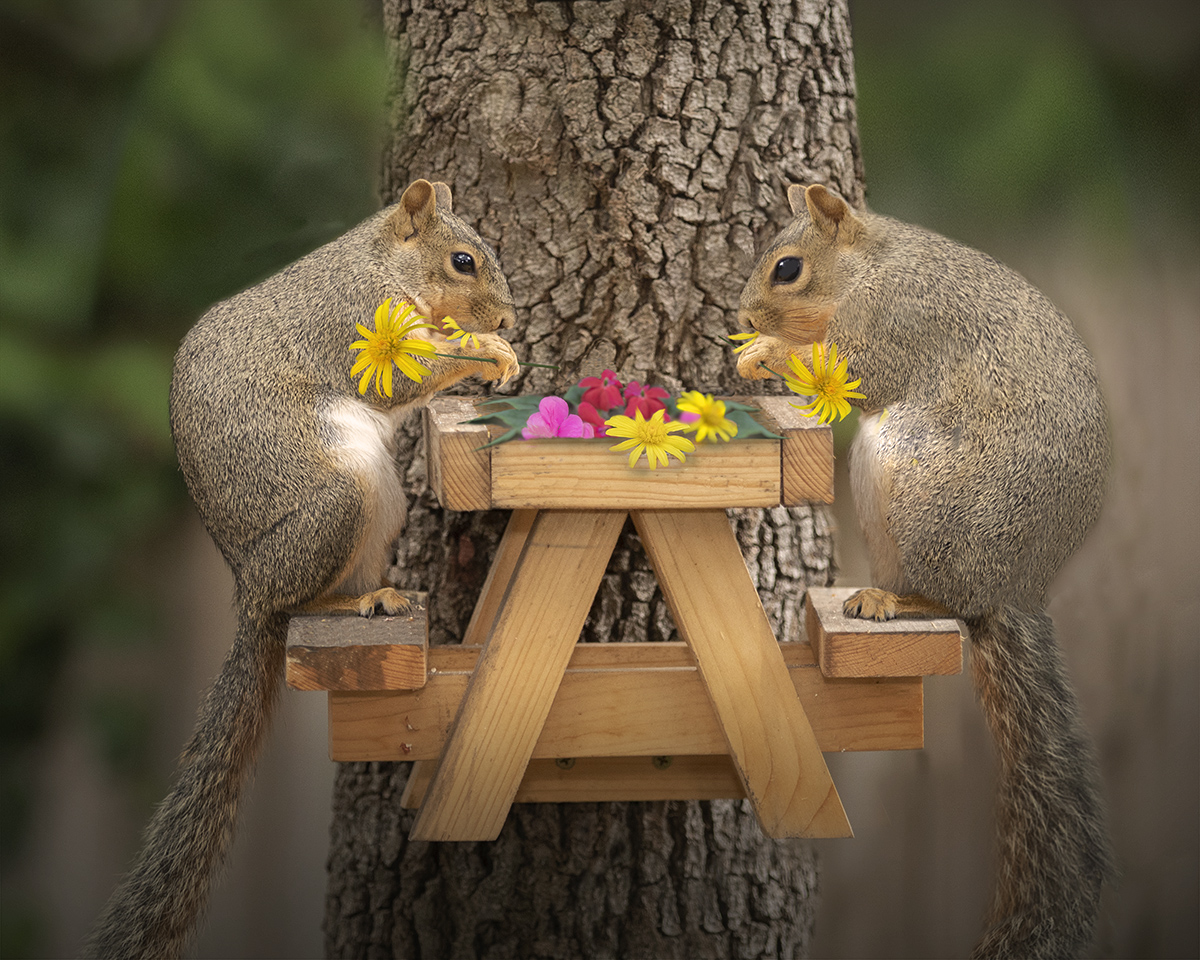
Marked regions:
[460,508,537,646]
[490,437,782,508]
[327,643,923,761]
[424,397,491,511]
[632,509,853,839]
[408,509,627,841]
[805,587,965,678]
[754,395,835,505]
[285,594,427,691]
[401,756,747,807]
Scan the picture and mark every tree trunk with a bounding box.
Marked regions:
[325,1,864,956]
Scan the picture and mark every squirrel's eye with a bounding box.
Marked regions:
[451,252,476,276]
[772,256,802,285]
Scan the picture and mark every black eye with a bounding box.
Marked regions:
[451,252,476,276]
[772,256,802,285]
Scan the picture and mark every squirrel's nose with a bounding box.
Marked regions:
[498,304,516,330]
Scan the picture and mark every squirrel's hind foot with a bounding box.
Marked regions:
[355,587,412,618]
[843,587,899,621]
[843,588,955,622]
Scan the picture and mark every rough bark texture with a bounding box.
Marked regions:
[325,2,864,956]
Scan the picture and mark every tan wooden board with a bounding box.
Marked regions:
[409,509,627,842]
[632,509,852,838]
[460,509,537,646]
[489,437,782,508]
[327,642,923,761]
[754,396,834,505]
[805,586,965,678]
[424,396,491,510]
[401,755,747,808]
[286,593,427,691]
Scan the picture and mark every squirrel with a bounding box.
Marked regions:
[737,183,1113,959]
[84,179,518,959]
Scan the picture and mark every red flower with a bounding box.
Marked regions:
[579,370,624,411]
[577,401,609,437]
[622,381,669,419]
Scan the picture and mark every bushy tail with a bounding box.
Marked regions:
[968,606,1113,959]
[84,611,288,959]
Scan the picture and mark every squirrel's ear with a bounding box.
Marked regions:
[390,179,438,240]
[805,184,859,243]
[787,184,807,217]
[432,181,454,211]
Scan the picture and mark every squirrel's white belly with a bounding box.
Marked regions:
[320,397,412,596]
[850,408,907,593]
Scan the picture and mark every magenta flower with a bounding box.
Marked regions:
[522,396,595,439]
[579,370,624,411]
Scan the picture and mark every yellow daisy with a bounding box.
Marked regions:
[604,408,696,469]
[676,391,738,443]
[349,298,438,397]
[782,341,865,424]
[728,331,759,353]
[440,316,481,350]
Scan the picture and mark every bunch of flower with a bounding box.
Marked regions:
[503,370,752,470]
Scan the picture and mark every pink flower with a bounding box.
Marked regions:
[522,396,595,439]
[577,400,610,437]
[579,370,624,411]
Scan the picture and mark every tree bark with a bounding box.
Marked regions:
[325,1,863,956]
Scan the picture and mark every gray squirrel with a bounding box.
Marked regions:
[85,179,518,959]
[737,183,1113,958]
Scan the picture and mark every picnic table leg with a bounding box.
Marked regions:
[409,509,627,841]
[631,509,852,838]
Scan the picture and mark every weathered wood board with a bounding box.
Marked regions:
[805,586,965,678]
[286,592,427,692]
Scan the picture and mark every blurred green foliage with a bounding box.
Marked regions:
[0,0,385,952]
[850,0,1200,250]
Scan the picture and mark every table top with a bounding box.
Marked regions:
[424,395,834,511]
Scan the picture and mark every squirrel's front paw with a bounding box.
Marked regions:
[476,334,519,384]
[736,336,784,380]
[843,588,898,622]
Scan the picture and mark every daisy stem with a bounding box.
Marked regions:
[759,364,790,379]
[433,352,559,369]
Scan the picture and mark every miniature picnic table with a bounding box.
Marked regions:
[286,395,965,843]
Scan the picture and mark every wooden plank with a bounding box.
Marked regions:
[328,643,923,761]
[286,593,427,691]
[754,396,835,505]
[805,587,965,678]
[631,510,852,839]
[409,509,627,842]
[490,438,782,509]
[424,397,491,511]
[460,508,537,646]
[401,755,747,808]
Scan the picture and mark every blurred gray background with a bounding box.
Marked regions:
[1,1,1196,957]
